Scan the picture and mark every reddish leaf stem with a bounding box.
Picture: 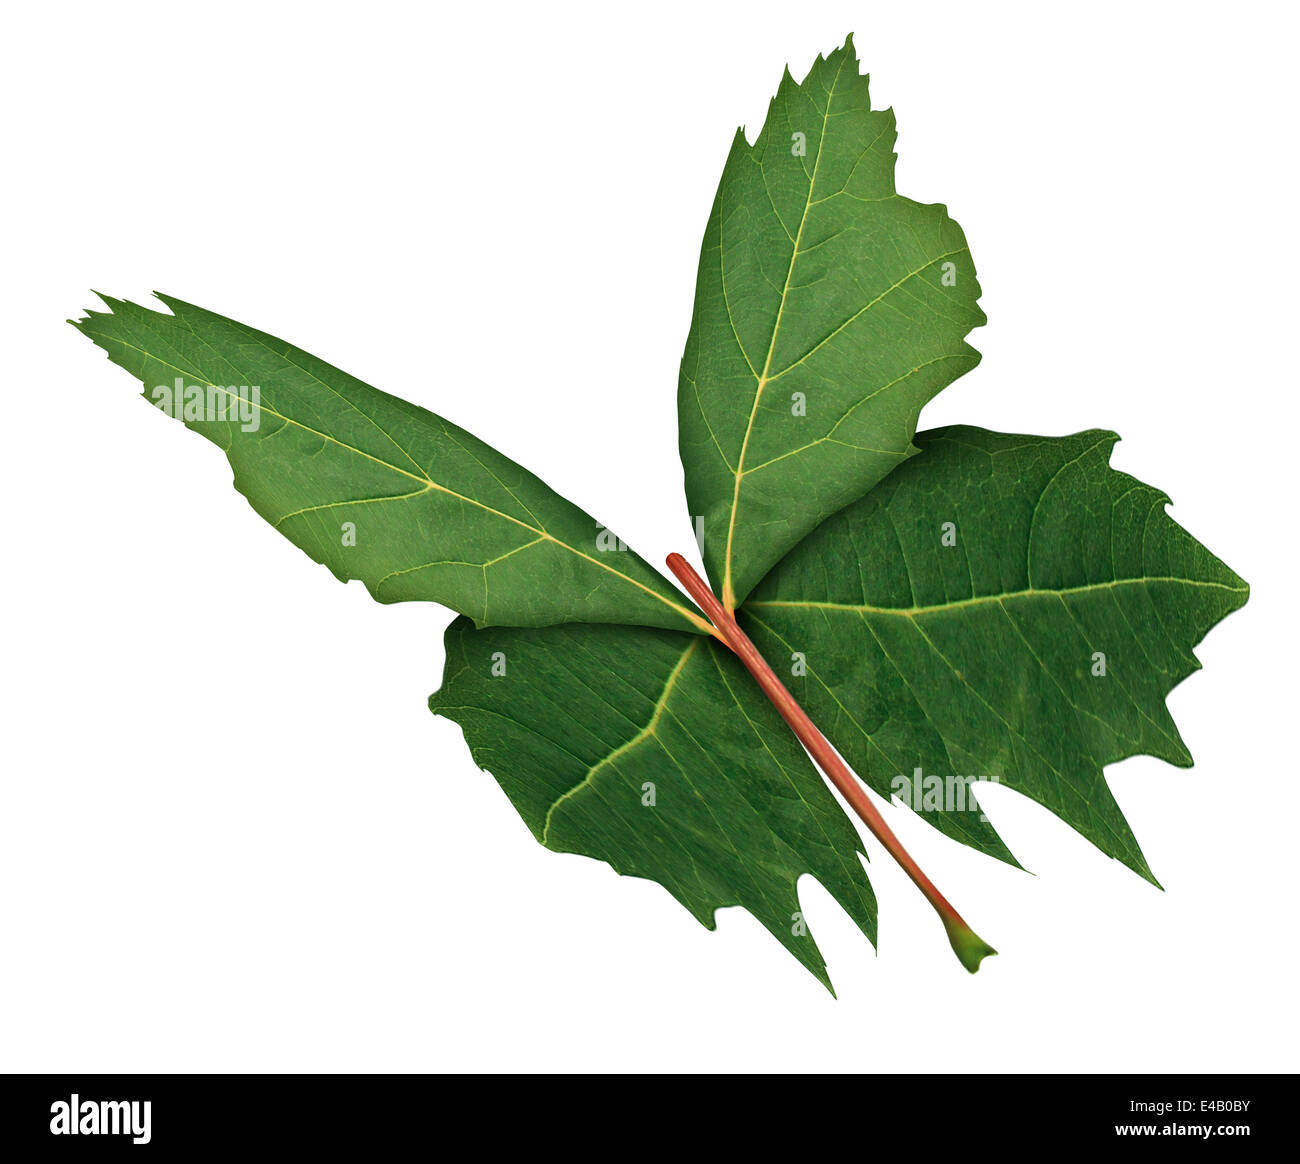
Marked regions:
[667,552,996,973]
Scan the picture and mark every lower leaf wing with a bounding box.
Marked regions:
[741,426,1249,880]
[429,619,877,991]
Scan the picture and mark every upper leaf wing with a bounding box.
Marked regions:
[679,36,985,609]
[429,618,877,991]
[74,295,708,634]
[742,427,1249,880]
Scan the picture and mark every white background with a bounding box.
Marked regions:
[2,0,1295,1073]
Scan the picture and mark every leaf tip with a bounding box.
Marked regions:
[89,289,126,313]
[71,291,119,334]
[150,290,188,317]
[1138,864,1165,892]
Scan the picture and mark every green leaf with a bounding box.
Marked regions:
[429,618,877,992]
[73,39,1251,987]
[72,294,708,634]
[741,426,1249,880]
[678,35,985,609]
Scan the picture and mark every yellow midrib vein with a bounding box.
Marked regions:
[541,639,699,843]
[746,576,1249,618]
[720,66,840,611]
